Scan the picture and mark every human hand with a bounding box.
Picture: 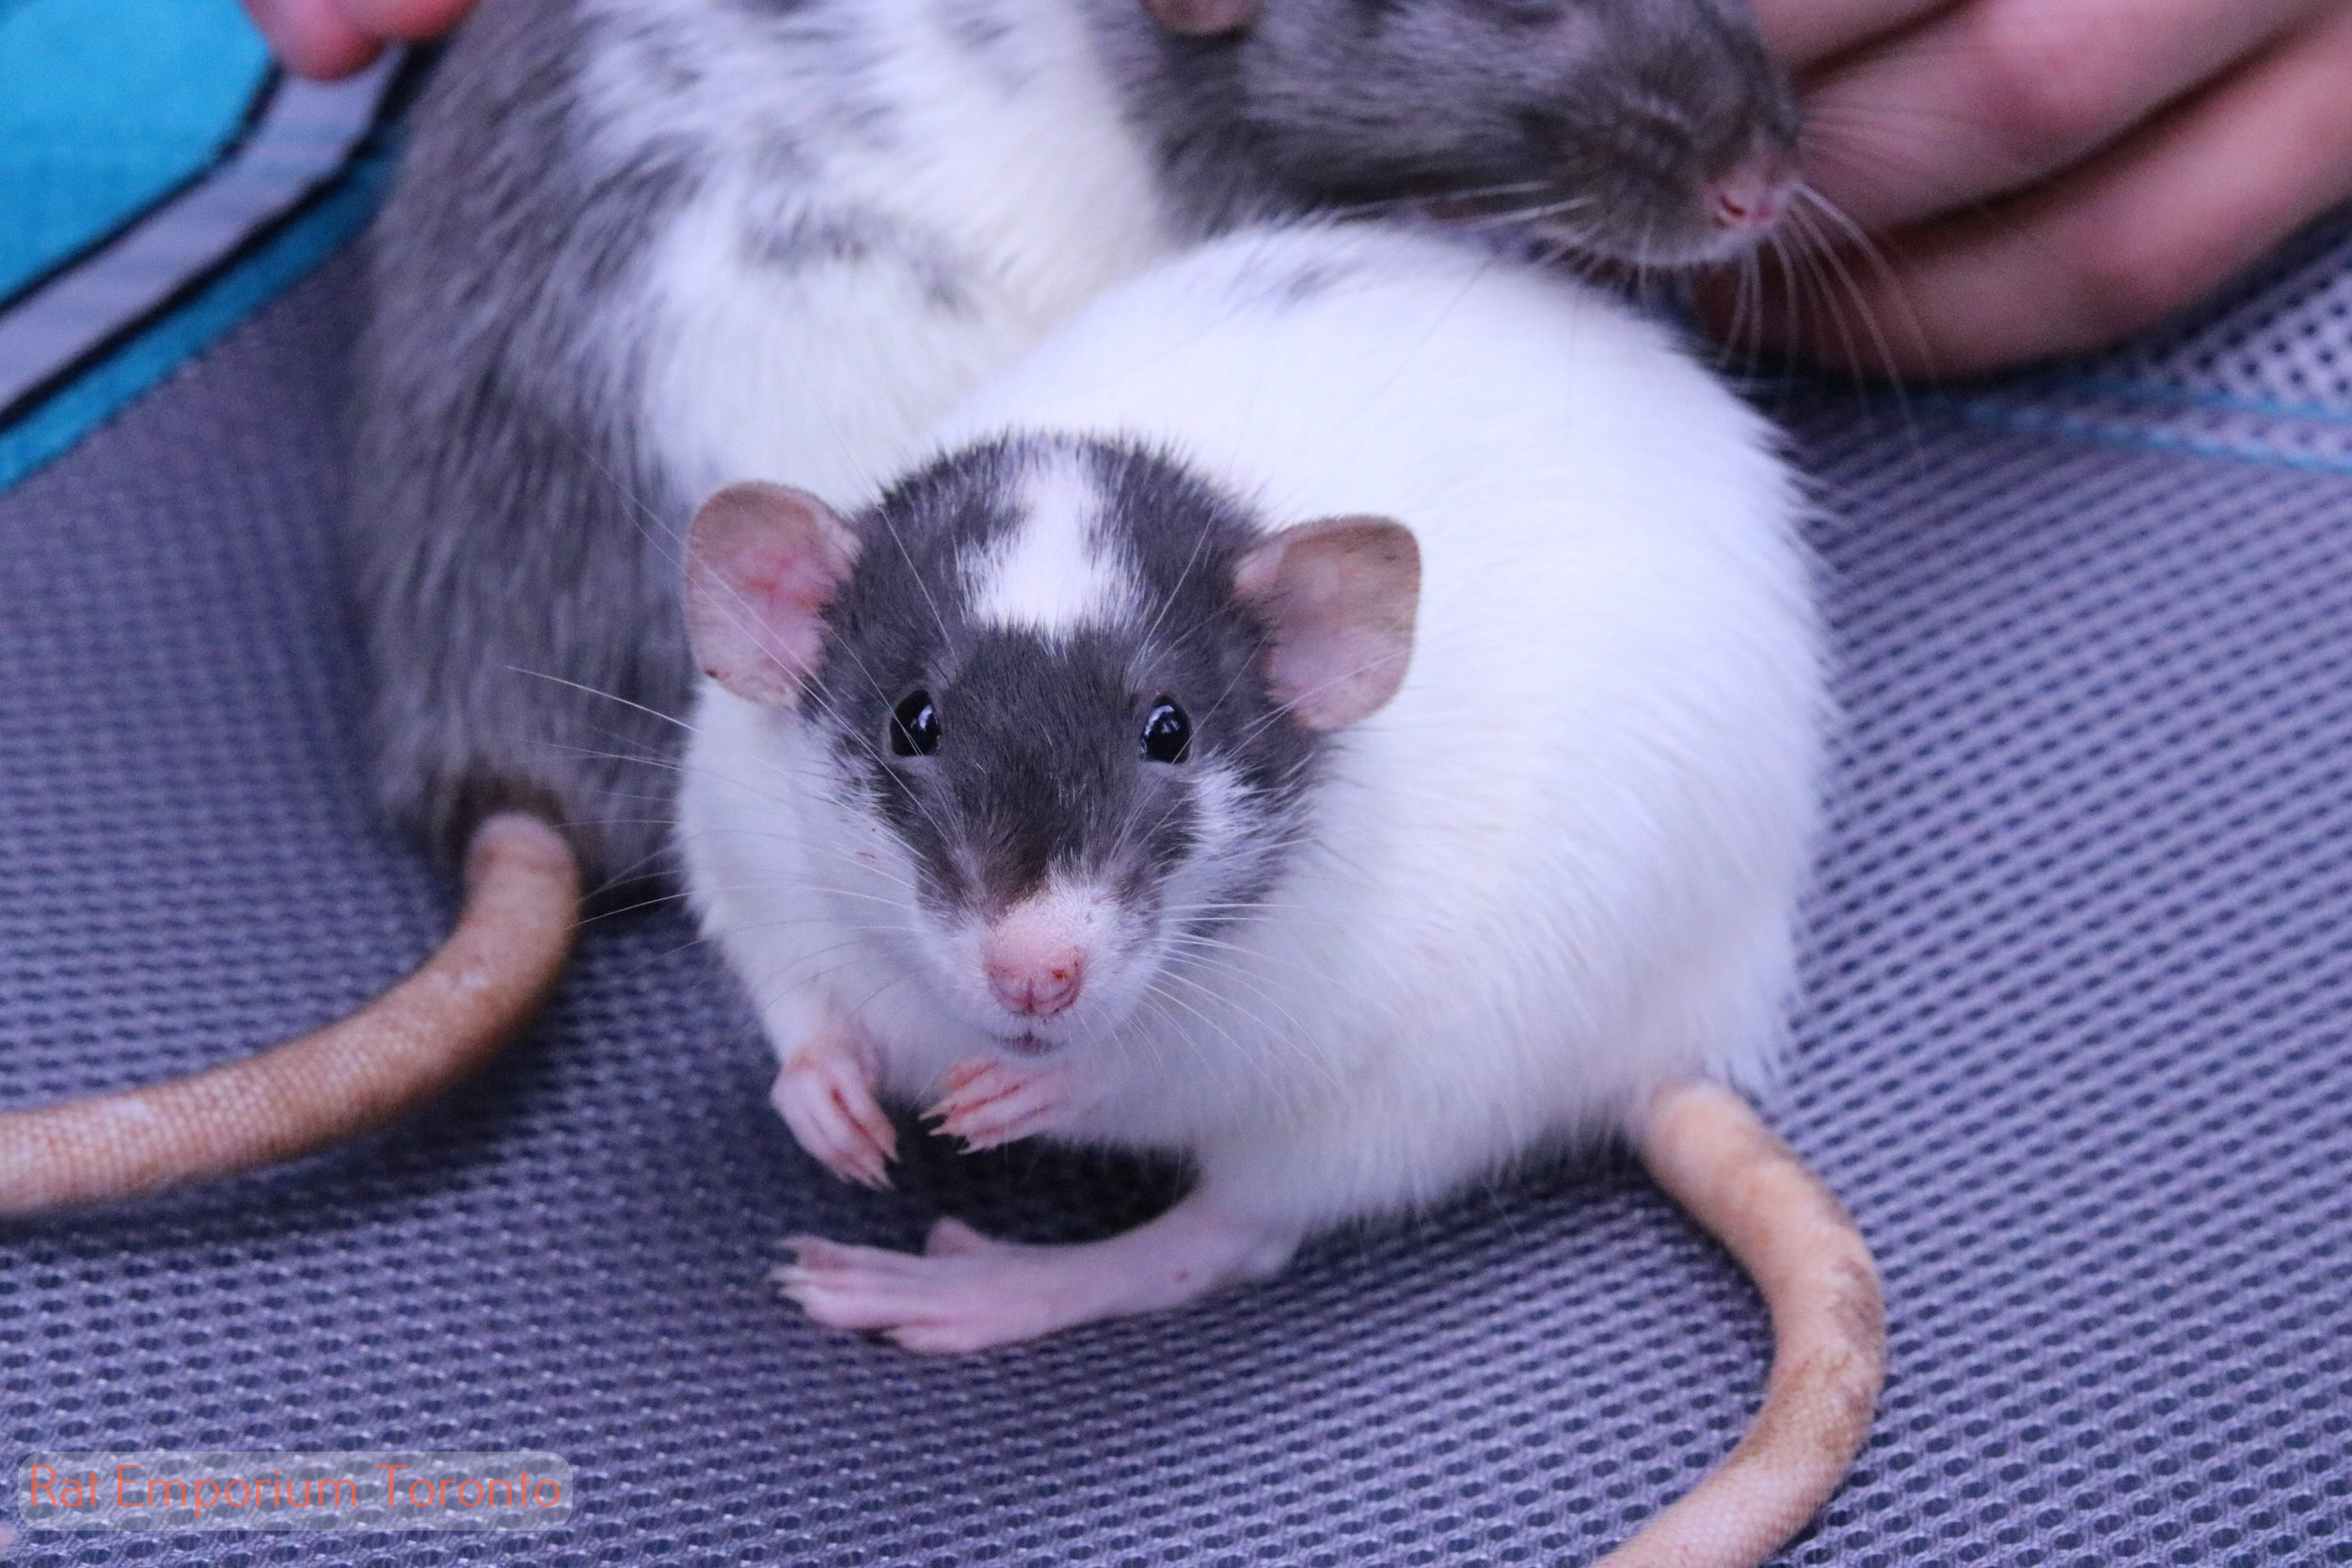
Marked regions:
[242,0,474,80]
[1714,0,2352,379]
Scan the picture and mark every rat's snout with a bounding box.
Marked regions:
[1704,148,1798,243]
[983,900,1089,1019]
[987,950,1086,1017]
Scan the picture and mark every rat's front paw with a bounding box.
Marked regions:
[923,1055,1082,1151]
[771,1033,896,1189]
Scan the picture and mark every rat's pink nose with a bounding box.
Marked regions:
[1706,160,1793,236]
[986,949,1085,1017]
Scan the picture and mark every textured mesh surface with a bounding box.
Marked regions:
[1920,204,2352,473]
[4,230,2351,1566]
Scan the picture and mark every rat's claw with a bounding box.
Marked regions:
[922,1056,1077,1150]
[771,1040,896,1188]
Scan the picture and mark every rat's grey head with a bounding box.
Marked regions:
[1102,0,1800,265]
[683,436,1418,1055]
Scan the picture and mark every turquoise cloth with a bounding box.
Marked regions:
[0,0,395,493]
[0,0,272,299]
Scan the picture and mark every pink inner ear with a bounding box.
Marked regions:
[685,482,858,707]
[1234,515,1420,732]
[732,550,834,668]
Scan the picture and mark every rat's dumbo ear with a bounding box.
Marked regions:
[1233,515,1420,731]
[1143,0,1263,37]
[685,481,860,707]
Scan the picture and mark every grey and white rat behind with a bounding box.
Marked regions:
[1,0,1799,1205]
[676,220,1882,1568]
[356,0,1800,894]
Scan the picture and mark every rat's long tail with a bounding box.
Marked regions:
[1598,1079,1886,1568]
[0,814,579,1215]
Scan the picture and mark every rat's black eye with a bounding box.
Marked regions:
[890,690,940,756]
[1140,698,1191,764]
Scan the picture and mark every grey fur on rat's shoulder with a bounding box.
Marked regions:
[352,0,701,892]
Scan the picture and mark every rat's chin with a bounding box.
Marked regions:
[998,1030,1058,1058]
[985,1006,1137,1057]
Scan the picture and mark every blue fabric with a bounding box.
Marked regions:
[0,156,389,493]
[0,0,391,497]
[0,0,271,301]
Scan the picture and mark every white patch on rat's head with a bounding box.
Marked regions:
[963,451,1137,635]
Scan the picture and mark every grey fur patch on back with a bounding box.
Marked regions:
[725,0,899,146]
[351,0,700,896]
[939,0,1029,88]
[739,204,977,315]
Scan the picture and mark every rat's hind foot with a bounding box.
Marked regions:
[771,1031,896,1189]
[773,1196,1298,1353]
[923,1055,1083,1150]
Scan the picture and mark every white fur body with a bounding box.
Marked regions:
[683,224,1822,1234]
[581,0,1177,506]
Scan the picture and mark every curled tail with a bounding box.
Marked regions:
[1600,1080,1886,1568]
[0,814,580,1215]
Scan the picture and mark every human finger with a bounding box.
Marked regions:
[1768,0,2352,377]
[1798,0,2325,232]
[1746,0,1961,73]
[242,0,385,79]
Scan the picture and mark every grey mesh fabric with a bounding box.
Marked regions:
[5,209,2352,1565]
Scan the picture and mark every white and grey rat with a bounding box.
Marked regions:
[356,0,1801,892]
[1,0,1800,1209]
[676,221,1881,1567]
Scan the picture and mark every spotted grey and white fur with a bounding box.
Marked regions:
[352,0,1799,894]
